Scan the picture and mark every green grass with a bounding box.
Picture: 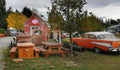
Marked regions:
[2,47,120,70]
[62,38,70,42]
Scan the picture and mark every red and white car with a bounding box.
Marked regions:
[72,32,120,53]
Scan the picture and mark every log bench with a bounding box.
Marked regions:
[10,47,17,59]
[34,47,40,58]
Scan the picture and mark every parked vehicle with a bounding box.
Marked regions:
[61,32,80,39]
[5,27,17,36]
[72,32,120,53]
[61,34,67,39]
[61,33,69,39]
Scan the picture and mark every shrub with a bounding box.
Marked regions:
[0,28,5,33]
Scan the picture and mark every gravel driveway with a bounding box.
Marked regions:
[0,37,14,70]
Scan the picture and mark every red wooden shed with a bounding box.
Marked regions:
[24,14,48,45]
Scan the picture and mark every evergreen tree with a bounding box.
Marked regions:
[81,13,105,32]
[22,7,32,18]
[0,0,7,29]
[110,19,119,25]
[117,19,120,24]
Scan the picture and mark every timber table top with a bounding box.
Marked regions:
[17,42,35,47]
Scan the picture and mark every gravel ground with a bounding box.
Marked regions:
[0,37,14,70]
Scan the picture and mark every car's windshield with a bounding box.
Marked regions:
[98,34,117,39]
[10,30,17,33]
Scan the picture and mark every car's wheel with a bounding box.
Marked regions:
[94,48,101,53]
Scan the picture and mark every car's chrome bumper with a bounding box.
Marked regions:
[109,47,120,52]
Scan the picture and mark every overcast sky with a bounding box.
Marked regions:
[6,0,120,20]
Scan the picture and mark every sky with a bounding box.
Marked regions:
[85,0,120,20]
[6,0,120,20]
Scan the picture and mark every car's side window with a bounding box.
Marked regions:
[89,34,96,39]
[82,34,88,38]
[98,34,104,39]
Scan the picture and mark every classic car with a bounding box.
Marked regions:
[72,32,120,53]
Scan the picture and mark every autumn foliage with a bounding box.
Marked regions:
[6,12,27,31]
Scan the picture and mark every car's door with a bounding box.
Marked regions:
[87,34,98,49]
[78,34,91,48]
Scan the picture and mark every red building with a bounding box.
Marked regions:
[24,14,48,45]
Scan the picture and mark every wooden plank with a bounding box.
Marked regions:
[17,43,34,58]
[34,47,40,52]
[13,59,23,62]
[61,47,70,53]
[18,47,34,58]
[34,47,40,58]
[10,47,17,59]
[38,47,47,52]
[10,47,17,52]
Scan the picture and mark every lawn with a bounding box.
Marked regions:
[2,38,120,70]
[2,47,120,70]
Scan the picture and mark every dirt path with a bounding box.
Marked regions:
[0,37,14,70]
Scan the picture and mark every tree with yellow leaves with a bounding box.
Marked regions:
[6,12,27,31]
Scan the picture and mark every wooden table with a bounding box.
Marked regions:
[17,43,35,58]
[40,42,65,57]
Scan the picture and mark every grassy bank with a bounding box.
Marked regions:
[2,47,120,70]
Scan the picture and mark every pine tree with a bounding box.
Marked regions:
[0,0,7,29]
[22,7,32,18]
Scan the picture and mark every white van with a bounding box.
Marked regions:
[5,27,17,36]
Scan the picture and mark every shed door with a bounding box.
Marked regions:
[30,26,39,35]
[32,29,43,46]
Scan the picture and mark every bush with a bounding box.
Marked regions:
[0,28,5,33]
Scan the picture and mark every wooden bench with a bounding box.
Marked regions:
[34,47,40,58]
[38,46,65,57]
[38,47,47,53]
[61,47,70,54]
[10,47,17,59]
[38,47,48,57]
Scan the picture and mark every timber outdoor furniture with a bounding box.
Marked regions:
[61,47,70,54]
[39,42,65,57]
[17,43,40,58]
[10,43,40,59]
[34,47,40,58]
[10,47,17,59]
